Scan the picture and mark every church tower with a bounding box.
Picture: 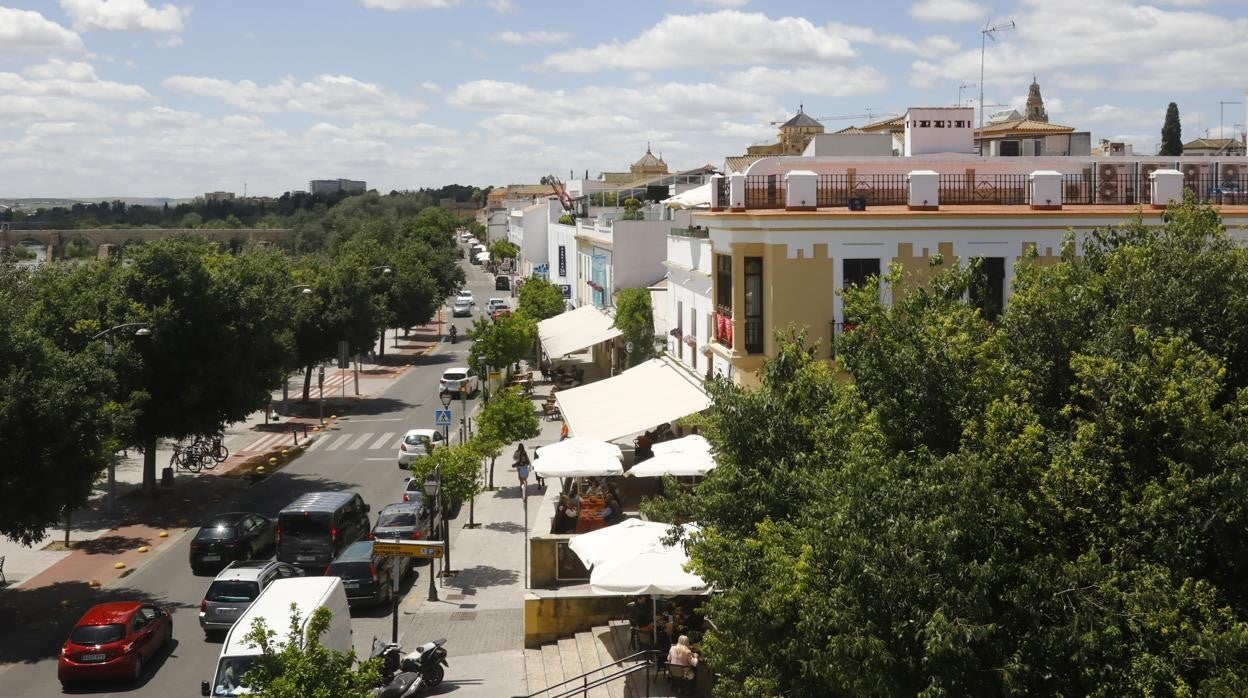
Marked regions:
[1025,77,1049,123]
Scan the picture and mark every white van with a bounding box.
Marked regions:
[200,576,352,696]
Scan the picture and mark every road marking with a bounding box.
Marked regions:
[345,417,404,423]
[304,434,329,451]
[363,457,393,461]
[348,433,374,450]
[325,434,353,451]
[392,435,406,449]
[239,432,285,453]
[371,432,395,449]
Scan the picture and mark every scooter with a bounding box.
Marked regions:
[448,325,457,344]
[371,638,449,698]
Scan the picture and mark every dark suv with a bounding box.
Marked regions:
[275,492,371,573]
[325,541,405,606]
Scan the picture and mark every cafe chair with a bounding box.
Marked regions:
[666,663,696,695]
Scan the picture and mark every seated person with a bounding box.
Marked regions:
[553,495,577,534]
[599,493,625,525]
[666,635,699,692]
[629,595,654,633]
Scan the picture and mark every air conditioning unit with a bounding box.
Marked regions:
[1097,164,1120,202]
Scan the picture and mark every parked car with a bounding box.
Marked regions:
[495,275,511,291]
[189,512,276,575]
[455,290,475,306]
[199,561,303,637]
[451,298,472,317]
[275,492,371,573]
[325,540,405,606]
[490,305,512,321]
[486,298,507,312]
[397,428,446,468]
[439,366,479,396]
[372,502,442,568]
[59,601,172,688]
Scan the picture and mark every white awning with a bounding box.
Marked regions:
[663,181,713,209]
[537,306,622,359]
[556,358,712,443]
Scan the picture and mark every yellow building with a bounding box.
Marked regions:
[694,186,1248,386]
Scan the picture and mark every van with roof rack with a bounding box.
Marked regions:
[274,492,371,573]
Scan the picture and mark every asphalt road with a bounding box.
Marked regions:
[2,256,500,697]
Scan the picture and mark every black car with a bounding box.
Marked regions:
[495,275,511,290]
[325,541,405,606]
[189,512,275,575]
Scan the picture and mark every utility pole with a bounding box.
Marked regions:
[958,81,977,107]
[1221,101,1243,148]
[979,20,1016,154]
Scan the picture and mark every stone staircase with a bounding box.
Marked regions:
[524,621,672,698]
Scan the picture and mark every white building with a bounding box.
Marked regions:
[664,227,714,380]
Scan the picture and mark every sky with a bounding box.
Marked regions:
[3,0,1248,198]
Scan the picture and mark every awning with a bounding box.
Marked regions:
[537,306,622,359]
[556,358,712,442]
[663,181,712,209]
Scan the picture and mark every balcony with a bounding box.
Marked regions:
[713,306,733,350]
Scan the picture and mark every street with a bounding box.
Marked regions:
[0,256,515,697]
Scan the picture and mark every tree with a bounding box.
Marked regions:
[516,276,566,321]
[654,200,1248,696]
[240,604,380,698]
[557,214,574,225]
[408,443,484,524]
[489,239,519,261]
[612,287,655,367]
[466,312,536,376]
[476,387,540,488]
[621,197,644,221]
[1160,101,1183,156]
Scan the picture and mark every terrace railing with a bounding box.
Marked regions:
[744,175,786,209]
[938,174,1030,205]
[815,174,908,207]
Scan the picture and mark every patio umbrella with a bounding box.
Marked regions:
[651,434,711,457]
[536,437,623,462]
[568,518,671,569]
[628,436,717,477]
[589,544,708,596]
[533,451,623,478]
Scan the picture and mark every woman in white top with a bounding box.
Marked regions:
[666,634,698,683]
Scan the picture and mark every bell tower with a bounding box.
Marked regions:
[1025,76,1049,123]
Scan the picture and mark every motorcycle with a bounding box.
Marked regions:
[371,637,449,698]
[448,326,457,344]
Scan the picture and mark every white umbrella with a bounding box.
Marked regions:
[536,437,623,462]
[569,518,670,569]
[533,452,623,478]
[590,545,708,596]
[627,452,717,478]
[474,251,490,262]
[651,434,710,457]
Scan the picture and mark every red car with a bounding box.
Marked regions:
[58,601,173,687]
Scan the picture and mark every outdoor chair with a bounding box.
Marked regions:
[666,664,696,695]
[0,555,6,586]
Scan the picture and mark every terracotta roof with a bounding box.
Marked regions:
[976,119,1075,136]
[634,148,666,168]
[724,155,766,174]
[1184,138,1244,149]
[860,115,905,132]
[834,126,867,134]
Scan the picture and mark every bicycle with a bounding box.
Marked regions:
[170,443,203,473]
[192,434,229,464]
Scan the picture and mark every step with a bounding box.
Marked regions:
[524,647,546,696]
[541,643,566,690]
[558,637,584,691]
[591,626,627,698]
[574,631,613,698]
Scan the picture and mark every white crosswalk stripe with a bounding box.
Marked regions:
[370,432,395,450]
[239,432,292,453]
[304,434,329,451]
[348,433,374,450]
[325,434,353,451]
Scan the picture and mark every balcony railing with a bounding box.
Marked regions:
[744,175,786,209]
[716,176,730,208]
[670,226,709,238]
[714,306,733,349]
[816,174,908,207]
[938,174,1030,205]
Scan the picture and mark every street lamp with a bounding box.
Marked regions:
[439,391,453,443]
[91,322,153,516]
[423,467,441,602]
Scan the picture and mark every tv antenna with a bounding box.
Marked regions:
[979,19,1016,153]
[958,82,977,107]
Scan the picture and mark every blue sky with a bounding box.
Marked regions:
[3,0,1247,197]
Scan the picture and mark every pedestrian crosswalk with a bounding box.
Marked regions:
[236,430,406,455]
[285,370,354,397]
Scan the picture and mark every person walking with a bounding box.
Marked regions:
[513,443,531,497]
[560,420,570,442]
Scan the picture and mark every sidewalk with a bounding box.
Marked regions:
[0,320,443,591]
[389,392,564,697]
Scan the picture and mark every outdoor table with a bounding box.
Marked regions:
[575,496,607,533]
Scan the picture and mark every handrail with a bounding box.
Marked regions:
[512,648,658,698]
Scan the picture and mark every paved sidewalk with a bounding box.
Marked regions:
[0,320,442,590]
[389,395,564,697]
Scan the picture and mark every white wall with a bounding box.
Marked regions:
[665,234,713,377]
[904,107,975,156]
[547,219,579,306]
[519,203,550,274]
[610,219,670,292]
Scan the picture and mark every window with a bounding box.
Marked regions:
[690,306,697,371]
[970,257,1006,321]
[744,257,763,354]
[842,258,881,289]
[715,254,732,311]
[999,140,1021,157]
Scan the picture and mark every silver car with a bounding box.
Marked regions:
[198,560,302,637]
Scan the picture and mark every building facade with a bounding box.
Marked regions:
[308,179,366,196]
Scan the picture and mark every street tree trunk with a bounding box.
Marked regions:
[141,436,158,494]
[302,364,313,402]
[488,456,497,489]
[377,332,386,358]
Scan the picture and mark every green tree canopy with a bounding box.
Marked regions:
[652,199,1248,696]
[408,443,484,509]
[476,387,540,488]
[1161,101,1183,156]
[240,604,379,698]
[612,287,656,367]
[489,239,519,261]
[466,312,536,376]
[516,276,566,321]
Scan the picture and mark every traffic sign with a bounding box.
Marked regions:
[434,409,453,426]
[372,540,444,558]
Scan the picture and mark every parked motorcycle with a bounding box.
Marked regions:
[371,637,449,698]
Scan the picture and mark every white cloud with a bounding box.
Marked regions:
[0,7,84,50]
[825,21,959,55]
[494,30,570,45]
[486,0,512,12]
[694,0,750,6]
[542,10,856,72]
[910,0,1248,91]
[155,34,183,48]
[723,65,888,97]
[4,59,151,101]
[60,0,188,33]
[909,0,986,23]
[359,0,458,8]
[420,81,441,92]
[163,74,425,118]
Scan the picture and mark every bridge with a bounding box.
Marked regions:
[0,226,294,261]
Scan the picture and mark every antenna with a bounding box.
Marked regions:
[979,19,1016,154]
[958,82,977,107]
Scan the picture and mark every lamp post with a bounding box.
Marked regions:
[439,391,453,444]
[91,322,153,517]
[459,384,468,444]
[423,467,441,602]
[283,286,313,406]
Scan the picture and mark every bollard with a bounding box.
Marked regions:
[292,424,299,445]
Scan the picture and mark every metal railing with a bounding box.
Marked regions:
[815,174,908,207]
[670,226,709,238]
[744,175,785,209]
[713,307,732,350]
[938,174,1030,205]
[715,177,730,208]
[512,649,659,698]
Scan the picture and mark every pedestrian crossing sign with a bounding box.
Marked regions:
[434,409,453,426]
